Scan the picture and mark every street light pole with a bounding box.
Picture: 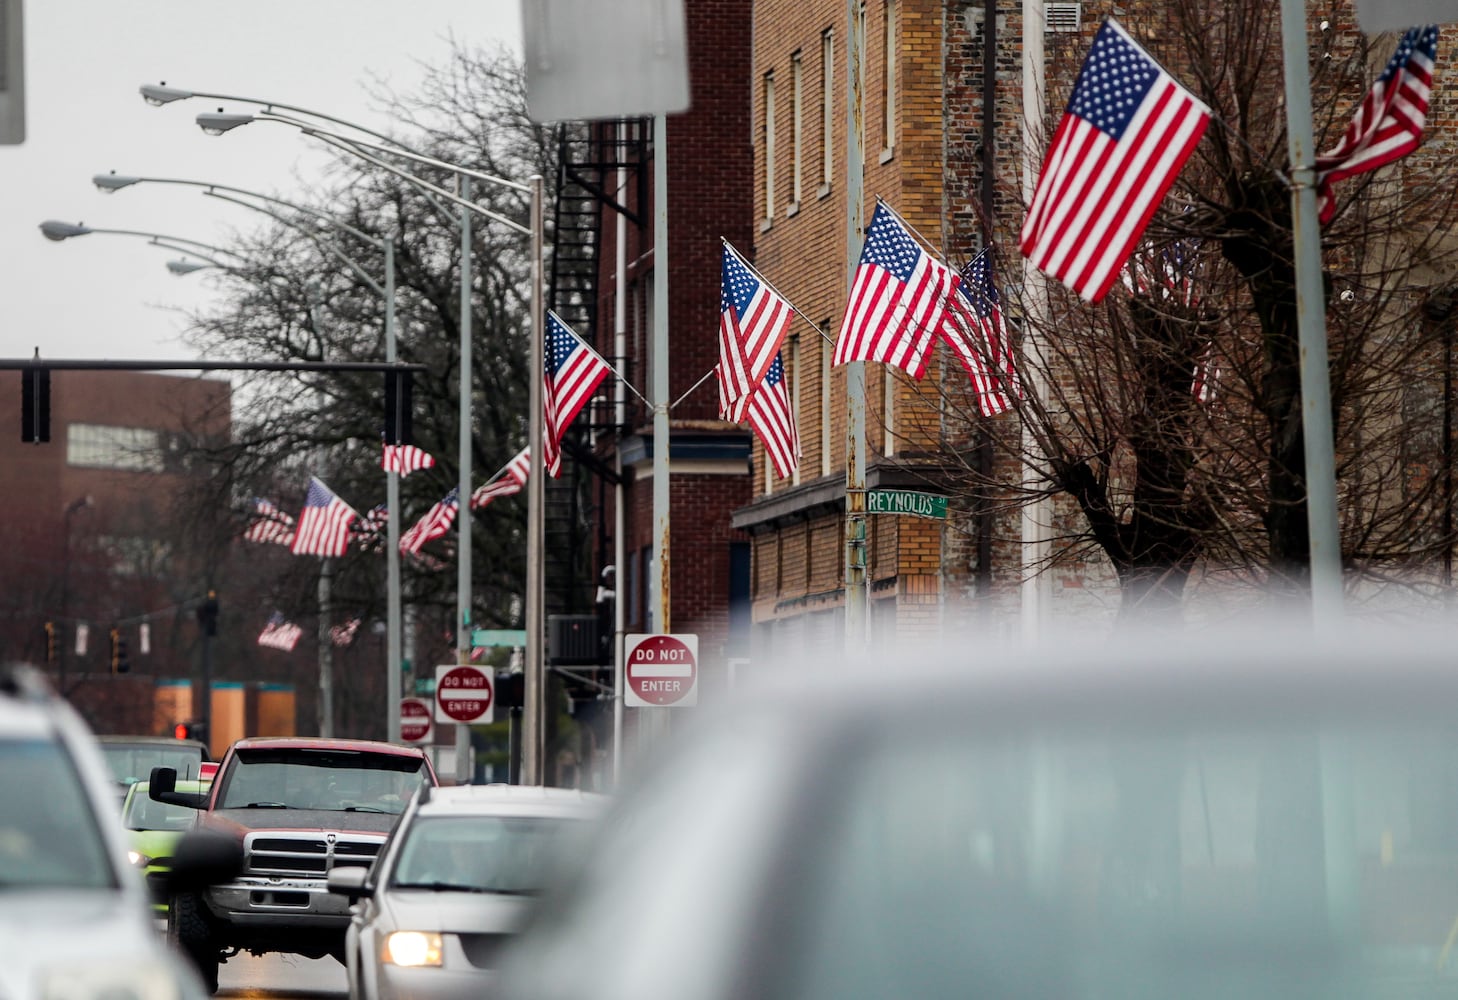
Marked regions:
[524,175,547,786]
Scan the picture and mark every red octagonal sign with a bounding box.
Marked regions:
[435,664,494,724]
[625,633,698,708]
[400,697,432,743]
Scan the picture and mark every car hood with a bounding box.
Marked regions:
[128,828,185,857]
[0,890,168,996]
[380,888,535,934]
[208,808,399,835]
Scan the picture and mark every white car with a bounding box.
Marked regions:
[329,783,605,1000]
[0,664,210,1000]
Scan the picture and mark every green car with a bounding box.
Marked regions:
[121,778,210,914]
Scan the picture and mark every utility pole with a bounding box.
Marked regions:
[843,0,868,645]
[643,112,673,755]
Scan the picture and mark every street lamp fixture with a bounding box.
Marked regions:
[38,220,242,265]
[167,259,213,275]
[140,84,195,106]
[197,112,256,136]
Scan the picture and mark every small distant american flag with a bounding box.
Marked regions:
[1019,18,1211,303]
[329,616,363,648]
[833,201,958,379]
[717,241,794,423]
[471,447,530,509]
[290,478,358,557]
[942,251,1018,417]
[350,504,389,552]
[1316,25,1437,225]
[400,488,460,555]
[244,498,296,546]
[748,352,801,480]
[544,312,613,478]
[382,441,436,477]
[258,612,303,652]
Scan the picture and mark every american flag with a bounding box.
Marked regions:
[748,352,801,480]
[382,441,436,477]
[471,447,530,509]
[243,498,296,546]
[350,504,388,552]
[1019,18,1211,303]
[1316,25,1438,225]
[290,477,358,557]
[943,251,1018,417]
[717,241,794,423]
[400,487,460,555]
[329,616,362,648]
[1121,237,1201,307]
[544,312,613,478]
[833,201,958,379]
[257,612,303,652]
[1191,343,1219,403]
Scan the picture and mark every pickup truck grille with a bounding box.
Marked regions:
[245,832,384,878]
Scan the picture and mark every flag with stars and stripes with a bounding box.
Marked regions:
[1316,25,1438,225]
[1019,18,1211,303]
[748,352,801,480]
[400,488,460,555]
[943,251,1018,417]
[382,440,436,477]
[257,612,304,652]
[471,447,530,509]
[717,241,794,423]
[329,616,363,648]
[350,504,388,552]
[290,478,358,557]
[243,498,296,547]
[833,200,959,379]
[544,312,613,477]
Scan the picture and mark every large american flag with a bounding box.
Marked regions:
[833,201,958,378]
[243,498,296,547]
[1019,18,1211,303]
[290,477,358,557]
[471,447,530,509]
[1316,25,1438,226]
[717,241,794,423]
[400,487,460,555]
[544,312,612,477]
[382,441,436,477]
[942,251,1018,417]
[258,612,303,652]
[749,352,801,481]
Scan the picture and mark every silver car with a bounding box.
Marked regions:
[0,664,209,1000]
[329,783,605,1000]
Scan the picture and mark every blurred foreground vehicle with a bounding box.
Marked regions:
[98,734,210,807]
[501,625,1458,1000]
[330,784,606,1000]
[0,665,211,1000]
[122,778,210,915]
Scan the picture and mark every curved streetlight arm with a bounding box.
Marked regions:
[307,130,530,195]
[145,241,229,268]
[202,191,384,297]
[142,83,404,149]
[39,220,249,261]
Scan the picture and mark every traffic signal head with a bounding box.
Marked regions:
[110,628,129,674]
[173,720,207,745]
[43,621,56,665]
[174,722,189,740]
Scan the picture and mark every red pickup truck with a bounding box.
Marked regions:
[151,737,438,992]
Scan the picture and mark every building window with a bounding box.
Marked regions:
[820,29,834,194]
[763,70,777,226]
[627,549,641,630]
[790,335,803,487]
[881,0,896,159]
[67,423,164,472]
[820,324,833,477]
[884,369,896,456]
[790,51,804,213]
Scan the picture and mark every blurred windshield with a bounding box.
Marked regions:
[391,815,583,893]
[123,784,200,832]
[216,750,426,813]
[101,743,206,786]
[0,739,117,890]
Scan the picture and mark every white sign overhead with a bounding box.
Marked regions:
[1354,0,1452,32]
[521,0,691,123]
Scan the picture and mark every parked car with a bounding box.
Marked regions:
[330,783,605,1000]
[98,733,209,806]
[122,778,210,915]
[0,664,210,1000]
[498,623,1458,1000]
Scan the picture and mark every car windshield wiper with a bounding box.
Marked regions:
[241,801,289,809]
[341,805,392,813]
[393,881,480,892]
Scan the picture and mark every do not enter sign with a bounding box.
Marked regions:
[400,697,432,743]
[434,664,495,724]
[625,633,698,708]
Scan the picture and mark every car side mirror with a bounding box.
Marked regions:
[165,828,244,893]
[148,765,207,809]
[327,866,374,901]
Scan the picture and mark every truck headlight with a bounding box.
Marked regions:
[128,850,152,868]
[381,931,443,967]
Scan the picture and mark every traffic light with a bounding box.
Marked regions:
[109,628,129,674]
[21,364,50,443]
[173,720,207,744]
[383,369,413,445]
[195,590,219,637]
[495,672,525,710]
[43,621,56,665]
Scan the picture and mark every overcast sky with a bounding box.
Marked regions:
[3,1,523,363]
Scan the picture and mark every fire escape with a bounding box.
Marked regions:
[544,120,649,617]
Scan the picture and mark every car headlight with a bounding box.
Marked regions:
[381,931,443,968]
[128,850,152,868]
[43,957,205,1000]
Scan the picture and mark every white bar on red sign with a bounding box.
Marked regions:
[439,690,490,702]
[629,662,693,678]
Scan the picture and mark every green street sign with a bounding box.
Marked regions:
[865,489,948,520]
[472,628,528,648]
